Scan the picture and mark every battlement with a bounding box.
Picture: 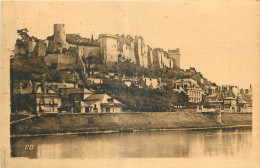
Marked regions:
[168,48,180,54]
[99,34,118,39]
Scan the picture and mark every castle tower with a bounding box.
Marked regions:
[134,36,143,66]
[54,24,66,44]
[168,48,181,68]
[99,34,119,63]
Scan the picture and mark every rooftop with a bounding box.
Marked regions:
[84,93,122,104]
[168,48,180,53]
[224,97,236,100]
[99,34,118,39]
[175,78,197,84]
[238,98,248,104]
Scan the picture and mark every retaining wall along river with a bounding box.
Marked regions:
[10,112,252,136]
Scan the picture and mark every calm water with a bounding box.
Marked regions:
[11,127,252,158]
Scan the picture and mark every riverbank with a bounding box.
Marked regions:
[11,112,252,137]
[11,125,252,138]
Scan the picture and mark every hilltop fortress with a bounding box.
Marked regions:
[12,24,253,114]
[18,24,181,70]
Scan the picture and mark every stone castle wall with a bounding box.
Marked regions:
[44,52,77,70]
[41,24,181,70]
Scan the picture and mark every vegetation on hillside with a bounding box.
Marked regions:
[11,29,80,84]
[11,28,217,112]
[66,34,99,46]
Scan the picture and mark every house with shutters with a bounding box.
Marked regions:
[81,94,122,113]
[173,78,204,103]
[35,86,61,114]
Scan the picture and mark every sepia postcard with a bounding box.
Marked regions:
[1,1,260,168]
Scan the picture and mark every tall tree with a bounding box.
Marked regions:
[177,91,190,107]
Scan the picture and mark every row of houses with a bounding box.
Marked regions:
[84,75,252,113]
[197,96,252,113]
[198,84,253,113]
[13,81,123,114]
[172,78,253,113]
[86,75,163,89]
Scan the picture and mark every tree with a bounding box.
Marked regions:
[15,28,32,57]
[212,82,217,86]
[91,34,94,42]
[17,28,29,43]
[177,91,189,107]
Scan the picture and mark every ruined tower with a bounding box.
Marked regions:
[54,24,66,44]
[168,48,181,68]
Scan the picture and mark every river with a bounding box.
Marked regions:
[11,127,252,158]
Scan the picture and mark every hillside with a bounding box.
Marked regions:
[11,28,218,112]
[66,34,99,46]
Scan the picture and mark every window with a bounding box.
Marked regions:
[45,98,50,104]
[45,106,51,112]
[106,107,110,113]
[50,63,57,69]
[40,98,44,104]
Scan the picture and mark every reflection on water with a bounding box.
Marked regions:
[11,127,252,158]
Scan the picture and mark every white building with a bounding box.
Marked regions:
[174,78,204,103]
[143,77,159,89]
[81,94,122,113]
[99,34,119,63]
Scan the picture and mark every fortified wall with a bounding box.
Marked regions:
[44,52,77,70]
[23,24,181,70]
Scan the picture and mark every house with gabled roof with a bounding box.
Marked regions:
[237,97,251,113]
[59,87,93,113]
[35,86,61,114]
[81,93,122,113]
[223,97,237,113]
[173,78,204,103]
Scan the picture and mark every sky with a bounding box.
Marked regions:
[1,1,260,88]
